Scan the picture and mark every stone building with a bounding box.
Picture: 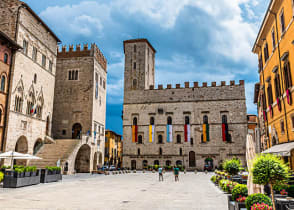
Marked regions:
[50,44,107,173]
[122,39,247,170]
[0,31,21,152]
[0,0,60,166]
[105,130,123,168]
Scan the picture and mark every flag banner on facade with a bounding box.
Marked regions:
[30,104,37,115]
[149,125,154,143]
[132,125,138,143]
[166,125,172,142]
[184,124,190,142]
[203,123,209,142]
[222,123,229,142]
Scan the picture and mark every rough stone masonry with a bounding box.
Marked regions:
[122,39,247,170]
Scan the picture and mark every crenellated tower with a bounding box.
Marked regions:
[123,39,156,94]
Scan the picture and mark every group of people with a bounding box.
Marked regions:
[158,166,180,182]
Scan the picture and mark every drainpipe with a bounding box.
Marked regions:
[270,10,290,142]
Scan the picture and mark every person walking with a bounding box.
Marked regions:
[174,166,179,182]
[158,167,163,181]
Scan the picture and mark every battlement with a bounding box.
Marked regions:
[57,43,107,71]
[149,80,244,90]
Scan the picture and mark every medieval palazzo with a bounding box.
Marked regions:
[122,39,247,170]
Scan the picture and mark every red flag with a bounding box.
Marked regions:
[222,123,226,142]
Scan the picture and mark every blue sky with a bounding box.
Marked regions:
[22,0,269,135]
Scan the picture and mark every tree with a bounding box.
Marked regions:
[223,158,241,176]
[252,154,290,210]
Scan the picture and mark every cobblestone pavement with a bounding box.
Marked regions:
[0,172,227,210]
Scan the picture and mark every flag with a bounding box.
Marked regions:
[222,124,226,141]
[132,125,138,143]
[166,125,172,142]
[184,124,190,142]
[203,124,209,142]
[30,104,36,114]
[149,125,154,143]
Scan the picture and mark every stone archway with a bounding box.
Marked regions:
[72,123,82,139]
[93,152,98,170]
[74,144,91,173]
[189,151,196,167]
[131,160,136,170]
[33,138,43,155]
[15,136,28,166]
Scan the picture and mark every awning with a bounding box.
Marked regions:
[262,142,294,156]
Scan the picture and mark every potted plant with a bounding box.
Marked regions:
[230,184,248,210]
[252,154,290,210]
[245,193,272,210]
[0,171,3,183]
[223,158,241,177]
[235,195,246,210]
[250,203,273,210]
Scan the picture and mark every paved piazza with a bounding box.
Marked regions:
[0,172,227,210]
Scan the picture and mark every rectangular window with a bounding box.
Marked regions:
[103,80,106,89]
[100,77,102,86]
[49,61,53,72]
[280,10,285,33]
[42,54,46,68]
[281,119,285,133]
[267,83,273,106]
[23,40,28,55]
[264,43,269,63]
[284,60,292,89]
[271,28,276,49]
[133,62,136,69]
[32,47,37,61]
[274,74,281,98]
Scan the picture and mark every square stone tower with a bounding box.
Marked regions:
[123,39,156,95]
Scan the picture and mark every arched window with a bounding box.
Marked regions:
[0,75,5,92]
[150,117,154,125]
[33,74,37,84]
[68,71,72,80]
[167,116,172,125]
[185,116,190,124]
[159,147,162,155]
[4,53,8,64]
[203,115,208,124]
[133,79,137,89]
[75,70,78,80]
[137,148,140,155]
[158,135,163,144]
[222,115,227,124]
[177,134,181,144]
[191,138,194,145]
[133,117,137,125]
[179,148,182,156]
[134,44,136,53]
[154,160,159,165]
[138,135,143,144]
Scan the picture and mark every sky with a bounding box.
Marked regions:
[22,0,269,135]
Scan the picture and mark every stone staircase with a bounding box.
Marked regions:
[29,139,80,169]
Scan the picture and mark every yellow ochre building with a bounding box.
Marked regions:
[105,130,123,168]
[253,0,294,168]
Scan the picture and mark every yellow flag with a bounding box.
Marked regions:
[132,125,136,143]
[203,124,207,142]
[149,125,153,142]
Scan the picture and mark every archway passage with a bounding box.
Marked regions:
[166,160,171,166]
[93,152,98,170]
[33,139,43,155]
[74,144,91,173]
[204,158,214,171]
[154,160,159,166]
[142,160,148,169]
[176,160,182,166]
[131,160,136,170]
[72,123,82,139]
[189,151,196,167]
[15,136,28,166]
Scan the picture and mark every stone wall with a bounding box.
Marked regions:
[2,3,58,158]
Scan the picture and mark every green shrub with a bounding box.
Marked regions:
[232,184,248,201]
[154,165,159,170]
[1,165,11,169]
[46,166,61,171]
[287,185,294,197]
[245,193,272,210]
[14,168,24,173]
[211,175,216,183]
[223,158,241,176]
[0,171,3,182]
